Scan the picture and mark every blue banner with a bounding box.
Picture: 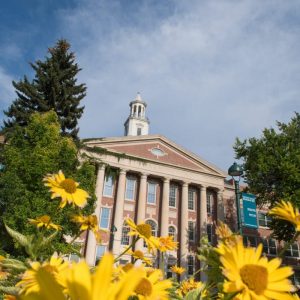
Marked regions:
[242,193,258,228]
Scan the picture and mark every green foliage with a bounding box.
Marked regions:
[234,112,300,240]
[0,111,96,257]
[3,39,86,140]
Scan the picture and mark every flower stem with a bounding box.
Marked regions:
[114,237,138,263]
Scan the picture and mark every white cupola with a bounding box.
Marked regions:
[124,93,150,136]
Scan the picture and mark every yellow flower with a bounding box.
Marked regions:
[3,295,17,300]
[129,250,153,266]
[170,265,185,275]
[178,278,204,297]
[219,239,295,299]
[17,256,68,295]
[44,170,89,208]
[157,236,178,252]
[134,269,172,300]
[269,200,300,231]
[126,218,160,253]
[216,221,233,239]
[71,214,106,243]
[28,215,62,231]
[58,253,144,300]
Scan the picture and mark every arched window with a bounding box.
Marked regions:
[121,222,130,245]
[146,219,158,237]
[168,226,176,241]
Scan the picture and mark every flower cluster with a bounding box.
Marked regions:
[1,172,299,300]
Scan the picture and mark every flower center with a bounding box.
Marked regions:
[40,215,51,223]
[135,278,152,296]
[122,263,133,272]
[136,224,152,238]
[240,264,268,294]
[60,179,77,193]
[133,250,144,259]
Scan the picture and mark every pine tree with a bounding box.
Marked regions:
[3,39,86,140]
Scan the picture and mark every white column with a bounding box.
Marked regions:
[85,165,105,266]
[135,173,148,250]
[180,182,189,277]
[161,178,170,237]
[112,169,127,255]
[200,185,207,281]
[217,190,224,222]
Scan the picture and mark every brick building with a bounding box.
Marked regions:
[82,94,300,284]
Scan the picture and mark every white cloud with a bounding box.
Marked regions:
[13,0,299,170]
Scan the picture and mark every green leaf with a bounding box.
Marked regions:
[4,223,29,248]
[184,288,202,300]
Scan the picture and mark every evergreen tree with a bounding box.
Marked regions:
[0,111,96,257]
[3,39,86,140]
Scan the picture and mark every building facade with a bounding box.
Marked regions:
[82,94,300,284]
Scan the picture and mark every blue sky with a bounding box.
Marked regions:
[0,0,299,172]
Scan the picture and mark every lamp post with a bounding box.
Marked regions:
[228,162,244,234]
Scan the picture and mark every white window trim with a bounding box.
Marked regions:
[258,212,271,228]
[188,189,195,211]
[125,177,136,201]
[99,207,111,229]
[147,182,157,205]
[103,175,114,197]
[169,185,177,208]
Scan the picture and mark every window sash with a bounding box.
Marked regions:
[125,178,135,200]
[187,256,194,275]
[207,193,213,215]
[147,183,156,204]
[99,208,110,229]
[169,185,176,207]
[121,226,130,245]
[95,245,106,265]
[188,190,195,210]
[188,222,195,242]
[103,175,113,196]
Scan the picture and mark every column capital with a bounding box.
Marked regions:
[163,177,170,183]
[182,181,189,187]
[217,189,224,195]
[119,168,127,175]
[200,185,207,191]
[97,164,106,170]
[140,173,148,179]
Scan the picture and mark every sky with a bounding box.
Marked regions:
[0,0,299,172]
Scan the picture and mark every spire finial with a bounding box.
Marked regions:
[135,92,142,101]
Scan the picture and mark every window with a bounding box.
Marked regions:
[146,220,158,237]
[121,223,130,245]
[95,245,106,265]
[147,183,156,204]
[137,128,142,135]
[243,235,257,247]
[258,212,272,227]
[207,193,213,215]
[99,207,110,229]
[168,226,176,241]
[169,185,177,207]
[103,175,114,197]
[207,224,213,243]
[144,220,157,247]
[188,189,195,210]
[260,238,277,255]
[188,221,195,242]
[291,269,300,286]
[285,243,299,258]
[69,253,80,262]
[187,255,194,276]
[125,178,135,200]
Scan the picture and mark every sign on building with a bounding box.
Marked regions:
[242,193,258,229]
